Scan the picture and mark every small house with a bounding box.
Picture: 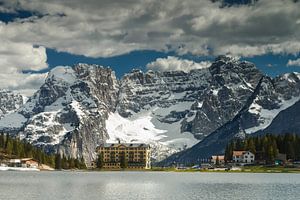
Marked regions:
[20,158,39,169]
[8,159,22,167]
[211,155,225,166]
[232,151,255,164]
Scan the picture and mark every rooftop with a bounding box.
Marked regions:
[233,150,253,156]
[98,143,150,148]
[233,151,246,156]
[211,155,225,160]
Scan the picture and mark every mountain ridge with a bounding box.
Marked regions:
[0,56,299,166]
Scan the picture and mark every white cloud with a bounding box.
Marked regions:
[0,0,299,58]
[0,39,48,71]
[146,56,211,72]
[287,58,300,67]
[0,72,47,96]
[0,38,48,96]
[0,0,299,95]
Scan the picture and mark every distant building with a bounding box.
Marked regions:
[8,159,22,167]
[96,143,151,169]
[20,158,39,169]
[211,155,225,165]
[232,151,255,164]
[7,158,39,168]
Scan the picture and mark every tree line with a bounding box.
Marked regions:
[225,134,300,163]
[0,133,86,170]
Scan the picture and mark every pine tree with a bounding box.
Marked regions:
[12,139,20,157]
[247,138,256,154]
[55,154,62,169]
[216,156,220,166]
[61,155,68,169]
[74,159,80,169]
[225,142,233,162]
[5,133,10,149]
[68,158,75,169]
[80,157,86,169]
[6,138,13,155]
[0,133,4,148]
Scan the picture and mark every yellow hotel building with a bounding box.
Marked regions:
[96,143,151,169]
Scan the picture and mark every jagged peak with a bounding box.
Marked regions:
[276,72,300,83]
[75,62,110,70]
[214,55,240,63]
[46,66,77,85]
[46,63,117,84]
[210,55,260,76]
[128,68,144,74]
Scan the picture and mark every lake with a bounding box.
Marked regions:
[0,171,300,200]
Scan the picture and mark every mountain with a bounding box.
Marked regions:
[160,72,300,165]
[0,90,25,133]
[1,65,118,165]
[0,56,299,166]
[0,90,24,118]
[254,99,300,135]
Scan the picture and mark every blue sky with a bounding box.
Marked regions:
[45,48,300,79]
[0,0,300,95]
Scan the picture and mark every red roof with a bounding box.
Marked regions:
[232,151,246,156]
[211,155,225,160]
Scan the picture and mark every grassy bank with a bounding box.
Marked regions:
[147,166,300,173]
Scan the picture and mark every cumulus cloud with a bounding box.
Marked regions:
[287,58,300,67]
[0,0,300,95]
[0,38,48,96]
[146,56,211,72]
[0,72,47,96]
[0,0,299,58]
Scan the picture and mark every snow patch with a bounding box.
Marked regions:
[197,101,203,108]
[245,96,300,134]
[0,113,27,128]
[106,103,199,161]
[48,66,77,85]
[70,101,85,119]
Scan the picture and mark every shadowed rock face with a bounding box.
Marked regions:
[0,56,299,166]
[160,72,300,166]
[0,64,119,165]
[0,90,24,118]
[118,56,263,141]
[254,99,300,136]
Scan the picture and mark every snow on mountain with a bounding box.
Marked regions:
[106,103,199,161]
[0,64,119,165]
[161,70,300,165]
[0,112,27,129]
[244,73,300,134]
[0,56,299,166]
[245,96,300,134]
[0,90,24,118]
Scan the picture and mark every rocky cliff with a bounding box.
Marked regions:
[0,56,299,166]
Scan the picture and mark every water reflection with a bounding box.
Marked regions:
[1,171,300,200]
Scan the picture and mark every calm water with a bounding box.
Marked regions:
[0,171,300,200]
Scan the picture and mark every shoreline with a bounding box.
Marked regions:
[2,166,300,173]
[44,166,300,173]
